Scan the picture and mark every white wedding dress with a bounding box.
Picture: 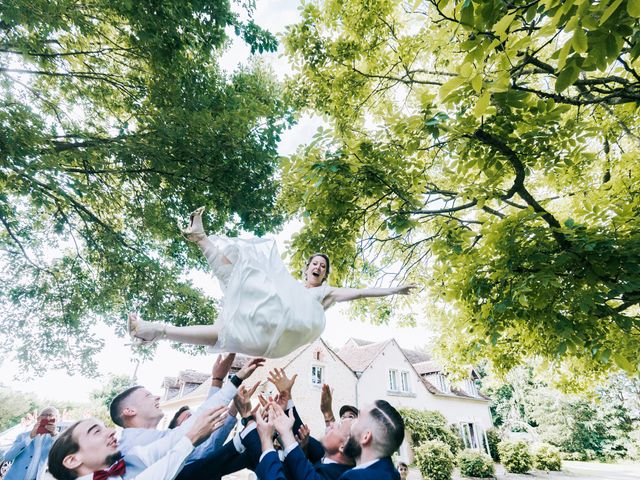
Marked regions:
[201,235,335,358]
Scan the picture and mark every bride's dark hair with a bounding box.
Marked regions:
[305,253,331,283]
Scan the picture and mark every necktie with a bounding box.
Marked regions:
[93,458,126,480]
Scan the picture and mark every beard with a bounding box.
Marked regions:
[343,435,362,460]
[105,452,122,467]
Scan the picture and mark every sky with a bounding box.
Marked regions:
[1,0,433,404]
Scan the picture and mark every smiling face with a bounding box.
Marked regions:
[305,255,329,287]
[62,419,120,475]
[125,388,163,425]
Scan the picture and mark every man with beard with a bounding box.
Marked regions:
[339,400,404,480]
[46,407,229,480]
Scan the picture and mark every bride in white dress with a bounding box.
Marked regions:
[128,207,416,358]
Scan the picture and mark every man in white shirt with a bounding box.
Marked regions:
[46,407,228,480]
[110,357,264,478]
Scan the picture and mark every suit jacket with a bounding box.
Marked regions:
[255,450,287,480]
[3,432,54,480]
[338,458,400,480]
[290,407,324,464]
[176,428,261,480]
[284,445,351,480]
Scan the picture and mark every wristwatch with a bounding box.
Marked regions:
[241,415,256,427]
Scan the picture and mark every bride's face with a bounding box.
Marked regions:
[306,256,328,286]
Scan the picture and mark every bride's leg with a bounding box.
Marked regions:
[128,312,219,346]
[164,324,220,346]
[180,207,232,267]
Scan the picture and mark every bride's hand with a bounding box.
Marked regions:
[395,284,418,295]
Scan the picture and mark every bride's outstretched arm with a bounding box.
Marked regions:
[324,284,417,304]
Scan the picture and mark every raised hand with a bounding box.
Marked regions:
[212,353,236,386]
[255,406,275,452]
[186,406,229,446]
[395,284,418,295]
[270,403,296,448]
[295,424,311,450]
[268,368,298,396]
[237,357,266,380]
[234,381,260,418]
[320,383,335,424]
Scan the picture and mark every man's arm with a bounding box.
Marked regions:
[283,445,324,480]
[128,407,228,468]
[255,450,288,480]
[2,432,31,462]
[130,436,194,480]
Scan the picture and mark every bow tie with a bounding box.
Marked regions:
[93,458,126,480]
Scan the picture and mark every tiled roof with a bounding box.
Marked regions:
[336,340,391,372]
[177,370,210,384]
[413,360,442,375]
[402,348,432,364]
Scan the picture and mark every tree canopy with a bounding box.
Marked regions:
[282,0,640,382]
[0,0,290,373]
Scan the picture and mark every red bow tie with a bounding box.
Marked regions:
[93,458,126,480]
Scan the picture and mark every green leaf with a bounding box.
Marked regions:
[600,0,624,25]
[572,28,588,53]
[555,62,580,92]
[493,12,517,39]
[473,92,491,118]
[628,0,640,17]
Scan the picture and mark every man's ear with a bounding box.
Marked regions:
[122,407,136,419]
[62,453,82,471]
[361,430,373,447]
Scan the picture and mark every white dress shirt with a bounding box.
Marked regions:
[76,436,194,480]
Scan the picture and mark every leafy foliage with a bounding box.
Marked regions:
[0,0,290,373]
[399,408,462,455]
[533,443,562,471]
[498,440,532,473]
[282,0,640,381]
[457,449,495,478]
[0,386,40,431]
[485,429,501,462]
[484,366,640,460]
[414,439,455,480]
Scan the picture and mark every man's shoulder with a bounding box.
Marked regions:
[338,459,398,480]
[119,428,166,449]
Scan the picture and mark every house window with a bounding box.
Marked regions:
[311,365,324,385]
[388,369,398,391]
[433,373,450,393]
[314,350,322,361]
[465,379,478,396]
[389,369,411,393]
[401,371,410,393]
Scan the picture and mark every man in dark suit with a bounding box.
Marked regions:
[256,405,355,480]
[339,400,405,480]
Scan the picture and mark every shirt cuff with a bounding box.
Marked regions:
[259,449,276,463]
[208,386,221,396]
[286,400,295,411]
[232,432,246,454]
[283,442,298,458]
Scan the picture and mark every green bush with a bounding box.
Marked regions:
[400,408,462,455]
[485,429,501,462]
[498,441,532,474]
[457,449,495,478]
[533,443,562,471]
[414,440,455,480]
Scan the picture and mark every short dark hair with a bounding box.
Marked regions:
[109,386,143,428]
[168,406,190,429]
[371,400,405,457]
[305,253,331,282]
[48,420,83,480]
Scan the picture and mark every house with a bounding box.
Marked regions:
[159,337,493,459]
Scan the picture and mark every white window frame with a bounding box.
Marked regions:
[311,365,324,386]
[400,371,411,393]
[388,369,398,391]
